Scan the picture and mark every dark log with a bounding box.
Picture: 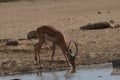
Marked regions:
[80,22,112,30]
[6,40,19,46]
[112,59,120,69]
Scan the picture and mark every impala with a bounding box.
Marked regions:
[34,25,78,69]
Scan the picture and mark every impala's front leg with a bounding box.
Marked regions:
[50,44,56,67]
[34,43,39,64]
[64,52,71,67]
[62,50,71,67]
[34,50,38,64]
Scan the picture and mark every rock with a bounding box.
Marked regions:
[97,11,101,14]
[111,69,120,75]
[98,76,102,77]
[11,79,20,80]
[27,30,37,39]
[109,20,115,23]
[1,60,16,69]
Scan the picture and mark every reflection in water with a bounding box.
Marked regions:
[0,65,120,80]
[66,68,76,74]
[36,71,59,80]
[35,68,76,80]
[65,68,77,80]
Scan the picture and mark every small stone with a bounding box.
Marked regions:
[11,79,20,80]
[98,76,102,77]
[97,11,101,14]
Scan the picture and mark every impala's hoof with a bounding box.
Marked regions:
[49,65,53,71]
[36,64,43,70]
[40,64,43,68]
[50,65,53,68]
[68,63,72,67]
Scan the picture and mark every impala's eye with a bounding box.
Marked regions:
[69,49,72,53]
[67,48,72,53]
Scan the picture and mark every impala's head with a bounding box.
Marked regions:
[66,41,78,69]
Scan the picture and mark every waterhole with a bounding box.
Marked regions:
[0,64,120,80]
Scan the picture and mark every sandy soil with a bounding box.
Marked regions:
[0,0,120,75]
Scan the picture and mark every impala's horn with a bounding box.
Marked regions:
[67,40,78,57]
[73,41,78,57]
[68,40,72,49]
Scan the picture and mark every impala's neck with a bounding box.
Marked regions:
[60,41,76,69]
[60,41,72,59]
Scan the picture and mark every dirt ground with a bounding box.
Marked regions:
[0,0,120,75]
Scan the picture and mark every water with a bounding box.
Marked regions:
[0,64,120,80]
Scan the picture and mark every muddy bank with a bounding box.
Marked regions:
[0,39,120,76]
